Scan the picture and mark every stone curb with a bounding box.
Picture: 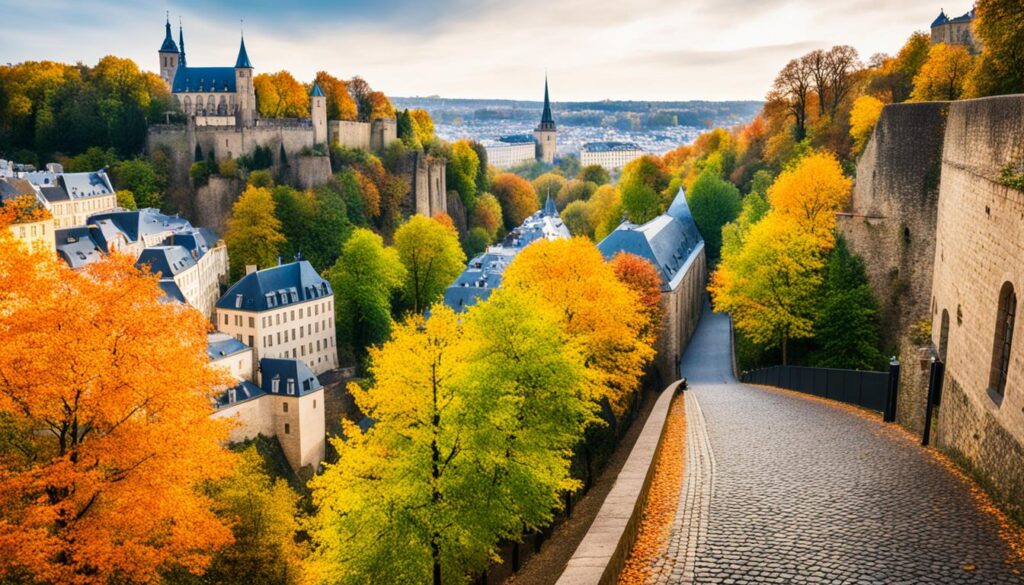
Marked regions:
[554,379,684,585]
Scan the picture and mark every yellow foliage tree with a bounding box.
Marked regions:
[766,151,852,248]
[0,225,235,584]
[848,95,885,155]
[254,71,310,118]
[224,185,286,281]
[910,43,975,102]
[501,238,654,416]
[314,71,358,121]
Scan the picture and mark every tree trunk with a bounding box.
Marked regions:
[433,540,442,585]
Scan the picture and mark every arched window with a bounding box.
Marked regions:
[939,309,950,362]
[195,96,204,115]
[989,282,1017,402]
[218,95,228,115]
[207,95,216,115]
[183,95,192,114]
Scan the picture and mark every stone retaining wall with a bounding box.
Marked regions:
[555,380,683,585]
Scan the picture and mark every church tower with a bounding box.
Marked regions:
[533,75,557,165]
[158,14,179,89]
[234,36,256,127]
[310,83,327,146]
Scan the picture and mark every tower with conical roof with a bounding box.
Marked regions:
[158,13,180,88]
[533,75,558,165]
[234,35,257,127]
[178,20,187,67]
[310,83,327,145]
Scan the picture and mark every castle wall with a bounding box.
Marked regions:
[329,120,371,151]
[836,102,947,353]
[400,151,448,218]
[370,118,398,152]
[659,245,707,386]
[146,125,194,216]
[928,95,1024,521]
[292,155,333,191]
[194,176,243,235]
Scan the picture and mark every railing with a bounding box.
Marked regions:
[742,365,890,412]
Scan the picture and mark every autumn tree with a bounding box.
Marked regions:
[766,151,852,247]
[491,172,539,229]
[556,179,598,209]
[225,185,286,280]
[272,185,351,271]
[577,164,610,185]
[532,173,567,203]
[314,71,357,121]
[501,238,654,416]
[0,229,235,583]
[254,71,310,118]
[609,253,665,348]
[561,200,593,239]
[869,32,931,102]
[327,228,406,361]
[967,0,1024,97]
[770,57,813,139]
[849,95,885,155]
[447,140,480,207]
[589,184,624,240]
[911,43,974,102]
[409,109,436,145]
[394,215,466,313]
[686,169,741,264]
[619,155,671,224]
[469,193,503,240]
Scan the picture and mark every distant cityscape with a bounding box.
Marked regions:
[392,97,762,158]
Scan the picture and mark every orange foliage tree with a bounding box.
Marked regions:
[610,252,665,347]
[0,226,235,584]
[501,238,655,416]
[491,173,539,229]
[254,71,310,118]
[314,71,358,121]
[766,151,852,247]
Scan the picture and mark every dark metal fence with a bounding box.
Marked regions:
[741,365,890,412]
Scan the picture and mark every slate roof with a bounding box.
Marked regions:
[235,37,252,68]
[216,260,331,312]
[260,357,321,396]
[171,66,237,93]
[55,226,104,269]
[214,380,264,409]
[310,82,324,97]
[26,170,114,203]
[160,18,179,53]
[136,245,197,278]
[158,281,186,304]
[207,332,250,361]
[500,134,537,144]
[538,76,555,129]
[597,187,704,291]
[583,141,642,152]
[87,209,191,249]
[931,10,949,27]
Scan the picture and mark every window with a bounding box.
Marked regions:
[235,294,243,308]
[939,309,950,362]
[313,400,317,409]
[223,314,228,326]
[248,335,254,348]
[271,377,280,393]
[989,282,1017,402]
[249,317,255,328]
[284,423,290,434]
[235,315,242,327]
[287,379,296,395]
[283,402,289,413]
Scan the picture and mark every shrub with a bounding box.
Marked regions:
[190,161,210,187]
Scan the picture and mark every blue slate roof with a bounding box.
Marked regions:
[87,209,191,250]
[216,260,331,312]
[235,37,252,68]
[259,358,321,396]
[158,281,186,304]
[55,227,104,269]
[160,19,179,53]
[136,245,197,278]
[597,187,704,291]
[310,82,325,97]
[499,134,536,144]
[207,333,250,361]
[171,66,237,93]
[215,380,265,409]
[931,11,948,27]
[583,141,642,152]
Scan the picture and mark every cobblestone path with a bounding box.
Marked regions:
[646,304,1022,584]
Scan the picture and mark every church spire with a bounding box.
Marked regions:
[235,34,253,69]
[178,19,186,66]
[159,12,179,53]
[540,75,554,126]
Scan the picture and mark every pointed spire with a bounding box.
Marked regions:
[160,12,179,53]
[543,189,558,217]
[235,35,253,69]
[540,74,554,125]
[310,82,325,97]
[178,19,186,66]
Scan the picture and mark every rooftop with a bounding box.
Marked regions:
[260,357,322,397]
[207,332,250,361]
[216,260,331,312]
[171,66,237,93]
[583,141,643,153]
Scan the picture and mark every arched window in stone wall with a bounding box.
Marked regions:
[207,95,216,115]
[218,95,228,115]
[939,309,950,362]
[989,282,1017,402]
[196,96,204,115]
[183,95,192,115]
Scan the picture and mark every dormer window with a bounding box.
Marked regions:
[228,388,237,403]
[271,376,280,393]
[287,379,296,395]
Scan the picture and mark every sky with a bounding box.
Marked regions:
[0,0,963,102]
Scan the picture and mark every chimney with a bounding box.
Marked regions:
[246,264,257,275]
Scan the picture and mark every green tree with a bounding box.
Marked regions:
[327,228,406,361]
[618,155,670,224]
[111,158,163,209]
[461,227,491,257]
[468,193,502,240]
[576,164,610,185]
[561,200,593,239]
[447,140,480,207]
[556,179,597,210]
[394,215,466,314]
[225,185,286,281]
[686,169,741,264]
[531,173,566,203]
[810,238,885,370]
[272,185,351,272]
[492,173,539,229]
[116,189,137,210]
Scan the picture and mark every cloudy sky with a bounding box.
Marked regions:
[1,0,961,101]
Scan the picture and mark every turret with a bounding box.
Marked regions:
[310,83,327,146]
[234,36,256,127]
[158,13,180,89]
[533,75,558,165]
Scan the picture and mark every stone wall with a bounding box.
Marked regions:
[927,94,1024,522]
[837,101,947,352]
[370,118,398,151]
[658,245,708,386]
[329,120,371,150]
[400,151,448,218]
[292,155,333,191]
[194,176,243,235]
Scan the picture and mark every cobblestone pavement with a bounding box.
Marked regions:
[647,303,1022,584]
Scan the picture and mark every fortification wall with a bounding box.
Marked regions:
[146,125,194,216]
[370,118,398,151]
[837,102,947,352]
[292,155,332,190]
[928,95,1024,521]
[659,245,707,386]
[194,176,243,235]
[400,151,448,218]
[329,121,371,150]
